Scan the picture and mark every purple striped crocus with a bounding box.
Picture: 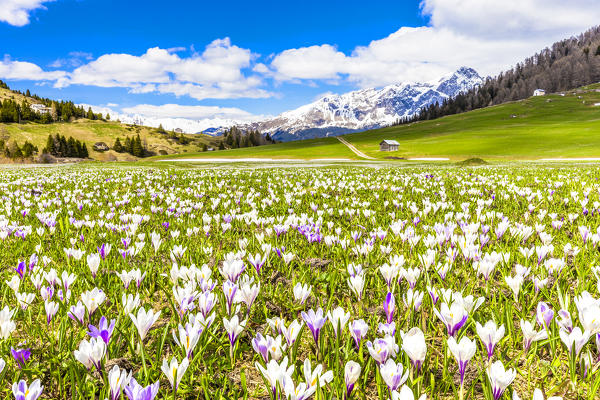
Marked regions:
[11,347,31,369]
[383,292,395,324]
[88,316,116,345]
[301,308,327,348]
[536,302,554,328]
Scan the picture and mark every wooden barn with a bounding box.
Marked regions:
[379,140,399,152]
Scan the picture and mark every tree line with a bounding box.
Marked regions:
[43,134,89,158]
[0,139,38,159]
[219,126,275,150]
[0,80,106,123]
[113,134,147,157]
[396,26,600,125]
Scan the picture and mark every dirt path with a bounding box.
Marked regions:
[337,137,376,160]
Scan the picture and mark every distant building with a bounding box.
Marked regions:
[380,140,399,152]
[31,103,51,114]
[533,89,546,97]
[174,128,183,134]
[207,147,215,151]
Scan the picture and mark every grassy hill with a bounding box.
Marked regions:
[156,83,600,162]
[0,87,219,161]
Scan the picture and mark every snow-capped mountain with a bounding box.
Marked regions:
[240,67,483,141]
[84,67,482,140]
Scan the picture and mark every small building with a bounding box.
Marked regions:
[207,147,215,151]
[30,103,51,114]
[533,89,546,97]
[93,142,109,152]
[380,140,399,152]
[174,128,183,134]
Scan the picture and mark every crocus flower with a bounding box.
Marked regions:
[108,365,132,400]
[44,301,59,324]
[383,292,395,324]
[401,327,426,372]
[447,336,477,385]
[161,356,189,390]
[88,316,116,345]
[68,301,86,325]
[293,283,312,305]
[11,347,31,369]
[366,338,391,365]
[520,320,548,350]
[87,253,101,278]
[557,310,573,333]
[303,358,334,390]
[487,360,516,400]
[301,308,327,347]
[536,302,554,328]
[345,361,361,399]
[0,357,5,374]
[252,332,270,363]
[282,319,303,347]
[476,320,505,360]
[327,306,350,337]
[80,287,106,316]
[123,378,160,400]
[74,337,106,371]
[173,322,203,359]
[223,280,238,315]
[434,301,468,337]
[379,358,409,392]
[255,357,294,398]
[223,314,247,347]
[559,327,590,356]
[513,388,563,400]
[129,308,161,341]
[350,319,369,348]
[14,261,26,279]
[391,385,427,400]
[12,379,43,400]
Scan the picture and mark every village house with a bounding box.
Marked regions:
[533,89,546,97]
[30,103,51,114]
[379,140,399,152]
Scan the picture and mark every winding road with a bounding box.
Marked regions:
[337,137,376,160]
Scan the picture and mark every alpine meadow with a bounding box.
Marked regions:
[1,1,600,400]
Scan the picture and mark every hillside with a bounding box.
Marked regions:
[155,83,600,161]
[0,86,219,161]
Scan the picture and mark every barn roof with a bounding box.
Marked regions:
[380,140,400,145]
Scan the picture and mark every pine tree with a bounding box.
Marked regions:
[45,134,55,155]
[80,143,89,158]
[132,134,144,157]
[113,138,123,152]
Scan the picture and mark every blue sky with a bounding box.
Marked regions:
[1,0,599,123]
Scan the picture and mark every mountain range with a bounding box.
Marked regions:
[92,67,483,141]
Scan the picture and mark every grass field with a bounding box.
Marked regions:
[151,136,358,161]
[159,84,600,162]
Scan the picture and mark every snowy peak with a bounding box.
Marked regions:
[87,67,483,141]
[240,67,483,141]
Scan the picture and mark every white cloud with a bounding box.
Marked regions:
[55,39,272,100]
[267,0,600,87]
[1,39,272,101]
[0,57,66,81]
[0,0,53,26]
[121,103,260,121]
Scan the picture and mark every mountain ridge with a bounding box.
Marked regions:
[95,67,483,141]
